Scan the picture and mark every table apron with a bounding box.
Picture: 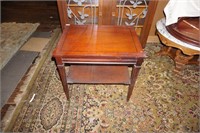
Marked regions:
[64,61,136,65]
[60,58,138,65]
[61,61,138,65]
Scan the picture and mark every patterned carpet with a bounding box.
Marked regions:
[5,44,200,132]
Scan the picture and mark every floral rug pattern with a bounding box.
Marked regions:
[8,44,199,132]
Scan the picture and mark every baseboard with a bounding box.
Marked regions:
[147,35,160,43]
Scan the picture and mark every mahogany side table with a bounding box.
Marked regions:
[53,25,145,101]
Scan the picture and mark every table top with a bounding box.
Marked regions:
[53,25,145,59]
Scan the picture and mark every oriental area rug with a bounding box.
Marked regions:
[3,43,200,132]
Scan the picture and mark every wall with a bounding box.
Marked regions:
[148,0,169,43]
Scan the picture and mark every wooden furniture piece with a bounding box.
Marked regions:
[156,18,200,74]
[166,17,200,46]
[57,0,158,47]
[53,25,145,101]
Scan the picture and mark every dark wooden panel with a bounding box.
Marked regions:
[99,0,116,25]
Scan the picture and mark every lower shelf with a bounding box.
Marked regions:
[67,65,130,84]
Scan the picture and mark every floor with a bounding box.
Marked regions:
[1,1,61,112]
[1,1,60,31]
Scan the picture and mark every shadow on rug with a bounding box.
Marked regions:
[4,44,200,132]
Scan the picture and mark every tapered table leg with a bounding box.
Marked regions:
[127,60,143,101]
[56,58,70,100]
